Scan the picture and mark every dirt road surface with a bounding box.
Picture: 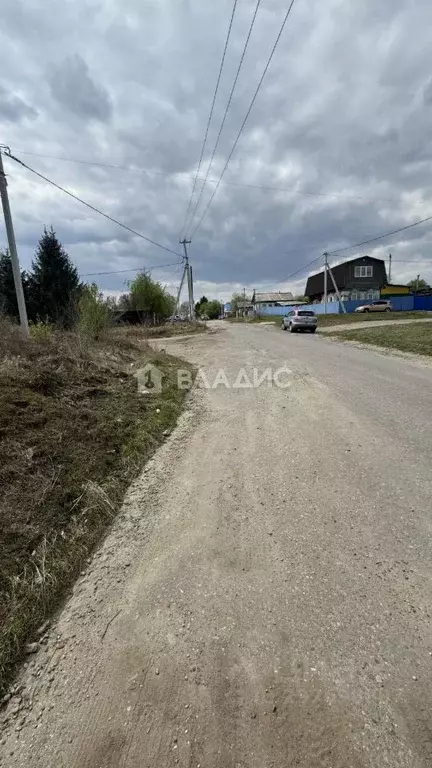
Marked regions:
[2,322,432,768]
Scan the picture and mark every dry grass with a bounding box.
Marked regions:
[109,322,207,340]
[0,318,190,695]
[142,322,207,338]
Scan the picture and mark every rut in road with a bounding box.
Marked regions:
[1,323,432,768]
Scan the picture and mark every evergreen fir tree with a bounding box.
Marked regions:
[0,249,30,320]
[30,227,80,327]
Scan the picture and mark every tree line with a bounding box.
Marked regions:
[0,227,80,328]
[0,228,180,335]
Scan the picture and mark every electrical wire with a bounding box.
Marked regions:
[179,0,238,240]
[279,254,323,284]
[184,0,262,237]
[13,149,423,206]
[328,213,432,256]
[4,151,182,258]
[191,0,298,239]
[82,261,182,277]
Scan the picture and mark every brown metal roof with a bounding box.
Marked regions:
[254,291,294,303]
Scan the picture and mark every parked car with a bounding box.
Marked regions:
[354,300,392,313]
[282,309,318,333]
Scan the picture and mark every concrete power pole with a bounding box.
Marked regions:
[243,287,246,321]
[0,148,29,336]
[189,264,195,320]
[327,263,347,313]
[323,251,328,314]
[174,262,187,319]
[388,253,392,284]
[179,239,194,321]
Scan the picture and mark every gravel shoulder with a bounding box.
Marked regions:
[1,323,432,768]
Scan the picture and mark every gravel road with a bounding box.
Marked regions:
[2,322,432,768]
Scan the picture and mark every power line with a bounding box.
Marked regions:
[328,212,432,255]
[179,0,238,240]
[280,254,323,284]
[82,261,182,277]
[13,149,424,206]
[185,0,262,236]
[4,151,182,258]
[191,0,298,239]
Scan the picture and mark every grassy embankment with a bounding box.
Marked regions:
[0,320,190,696]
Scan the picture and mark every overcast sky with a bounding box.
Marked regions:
[1,0,432,302]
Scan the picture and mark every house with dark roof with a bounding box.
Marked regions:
[305,256,388,304]
[252,291,295,310]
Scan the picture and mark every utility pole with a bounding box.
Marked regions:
[189,264,195,319]
[243,287,246,320]
[0,148,29,336]
[174,262,187,319]
[179,238,194,321]
[417,274,420,292]
[327,263,347,313]
[323,251,328,314]
[388,253,392,284]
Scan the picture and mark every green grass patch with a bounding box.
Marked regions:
[0,320,190,696]
[318,311,432,327]
[328,322,432,356]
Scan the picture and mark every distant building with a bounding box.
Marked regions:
[380,284,410,296]
[252,291,294,311]
[236,299,254,317]
[305,256,388,303]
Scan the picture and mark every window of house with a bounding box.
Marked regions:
[354,265,373,278]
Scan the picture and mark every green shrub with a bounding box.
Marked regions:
[79,284,111,340]
[29,318,54,342]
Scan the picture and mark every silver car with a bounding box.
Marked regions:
[282,309,318,333]
[354,300,392,313]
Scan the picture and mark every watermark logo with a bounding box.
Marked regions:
[134,363,164,394]
[136,364,292,393]
[178,365,292,390]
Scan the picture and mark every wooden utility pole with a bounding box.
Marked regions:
[0,148,29,336]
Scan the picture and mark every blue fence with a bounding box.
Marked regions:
[256,295,432,316]
[414,295,432,311]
